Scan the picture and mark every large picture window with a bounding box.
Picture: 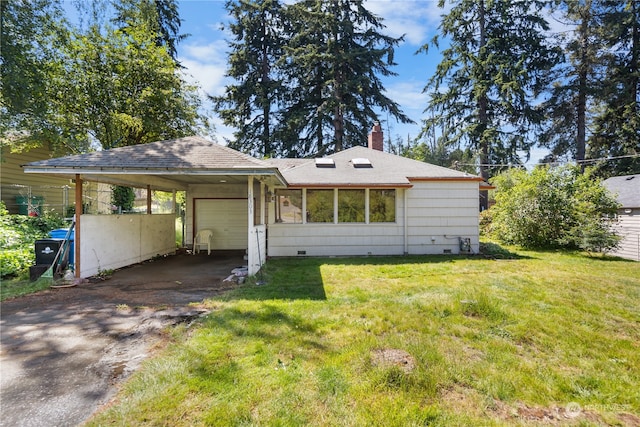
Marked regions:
[275,189,302,223]
[370,189,395,222]
[306,189,334,223]
[338,189,365,222]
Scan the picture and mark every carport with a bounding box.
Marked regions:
[23,136,287,279]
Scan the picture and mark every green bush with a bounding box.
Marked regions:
[112,185,135,211]
[0,202,67,278]
[487,166,621,251]
[0,248,34,278]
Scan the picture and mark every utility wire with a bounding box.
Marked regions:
[454,153,640,169]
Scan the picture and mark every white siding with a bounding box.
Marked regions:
[79,214,175,278]
[406,181,479,255]
[267,181,480,257]
[610,210,640,261]
[1,145,74,214]
[268,223,405,256]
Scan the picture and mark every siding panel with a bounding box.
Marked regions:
[1,145,74,214]
[268,181,480,257]
[610,214,640,261]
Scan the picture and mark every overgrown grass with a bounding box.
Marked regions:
[0,276,53,301]
[87,248,639,426]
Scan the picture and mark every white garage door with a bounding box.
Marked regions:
[195,199,248,250]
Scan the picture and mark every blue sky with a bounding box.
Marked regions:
[176,0,445,147]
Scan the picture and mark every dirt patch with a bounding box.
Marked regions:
[491,399,636,426]
[371,348,416,373]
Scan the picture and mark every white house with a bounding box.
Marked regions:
[23,125,483,278]
[604,174,640,261]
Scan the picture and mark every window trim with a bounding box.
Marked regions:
[273,187,398,225]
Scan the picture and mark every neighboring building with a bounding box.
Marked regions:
[604,175,640,261]
[1,144,73,215]
[23,126,483,278]
[1,143,113,216]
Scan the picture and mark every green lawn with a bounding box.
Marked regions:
[87,247,639,426]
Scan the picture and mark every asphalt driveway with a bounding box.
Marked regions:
[0,251,245,427]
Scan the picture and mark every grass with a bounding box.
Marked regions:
[0,276,53,301]
[86,247,639,426]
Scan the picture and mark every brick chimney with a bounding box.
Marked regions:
[368,121,383,151]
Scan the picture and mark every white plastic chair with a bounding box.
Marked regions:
[193,229,214,255]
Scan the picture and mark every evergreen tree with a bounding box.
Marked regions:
[284,0,412,155]
[421,0,561,209]
[113,0,186,62]
[213,0,288,158]
[538,0,609,168]
[589,0,640,175]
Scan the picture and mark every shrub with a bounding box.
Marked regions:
[0,202,67,278]
[487,165,621,251]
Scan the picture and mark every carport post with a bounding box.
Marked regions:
[259,181,266,225]
[146,185,152,214]
[74,174,82,278]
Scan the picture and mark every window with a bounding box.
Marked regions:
[338,189,365,222]
[306,189,334,223]
[370,189,395,222]
[275,189,302,223]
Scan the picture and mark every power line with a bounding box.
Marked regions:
[454,153,639,169]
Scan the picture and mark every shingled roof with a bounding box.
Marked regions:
[269,146,482,187]
[24,136,270,171]
[23,136,287,191]
[603,175,640,208]
[24,137,482,190]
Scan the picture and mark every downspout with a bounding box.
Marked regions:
[403,188,408,255]
[74,174,83,278]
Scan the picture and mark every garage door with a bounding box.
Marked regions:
[195,199,248,250]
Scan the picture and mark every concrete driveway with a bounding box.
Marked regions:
[0,251,245,427]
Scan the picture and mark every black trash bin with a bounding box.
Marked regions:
[34,239,69,271]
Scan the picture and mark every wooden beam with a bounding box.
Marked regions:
[74,174,83,278]
[147,185,152,214]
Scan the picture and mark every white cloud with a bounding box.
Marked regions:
[385,80,429,112]
[365,0,443,46]
[179,40,229,96]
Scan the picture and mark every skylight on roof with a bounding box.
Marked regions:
[315,158,335,168]
[351,158,372,168]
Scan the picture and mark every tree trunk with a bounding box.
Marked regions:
[478,0,489,211]
[261,12,271,157]
[575,1,591,169]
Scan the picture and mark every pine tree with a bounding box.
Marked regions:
[589,0,640,175]
[421,0,561,209]
[212,0,288,158]
[538,0,612,168]
[284,0,412,155]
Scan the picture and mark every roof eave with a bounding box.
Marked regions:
[407,176,484,182]
[286,183,413,189]
[23,166,289,188]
